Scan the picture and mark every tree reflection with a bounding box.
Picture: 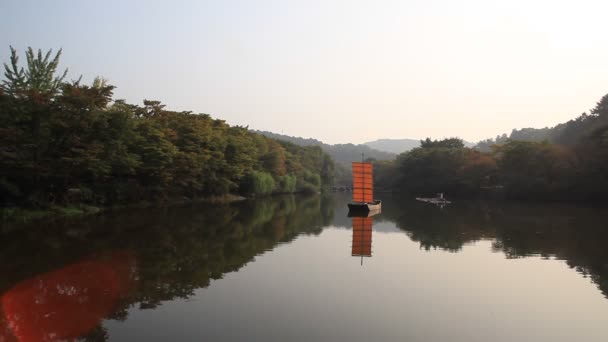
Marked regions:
[380,196,608,298]
[1,194,608,340]
[0,195,335,341]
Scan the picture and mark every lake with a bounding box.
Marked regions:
[1,193,608,341]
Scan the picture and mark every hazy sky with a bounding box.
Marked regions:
[2,0,607,144]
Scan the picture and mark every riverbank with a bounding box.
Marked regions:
[0,194,248,224]
[0,205,103,224]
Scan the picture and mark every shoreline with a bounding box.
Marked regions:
[0,194,249,225]
[0,191,327,225]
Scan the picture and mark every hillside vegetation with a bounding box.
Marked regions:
[2,46,607,208]
[475,104,608,152]
[375,96,608,200]
[365,138,474,154]
[0,47,335,210]
[255,130,395,185]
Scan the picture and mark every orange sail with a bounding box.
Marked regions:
[352,162,373,203]
[351,217,373,257]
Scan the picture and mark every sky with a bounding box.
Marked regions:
[2,0,607,144]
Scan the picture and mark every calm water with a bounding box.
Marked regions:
[1,194,608,341]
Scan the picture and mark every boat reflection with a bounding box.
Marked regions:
[0,251,137,342]
[350,209,380,265]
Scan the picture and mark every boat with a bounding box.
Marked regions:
[415,193,452,205]
[347,161,382,214]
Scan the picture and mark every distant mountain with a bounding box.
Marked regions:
[254,130,395,164]
[254,130,396,186]
[364,138,421,154]
[365,138,474,154]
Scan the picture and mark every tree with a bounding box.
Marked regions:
[496,141,576,199]
[1,46,67,100]
[420,137,464,149]
[0,46,337,208]
[590,93,608,118]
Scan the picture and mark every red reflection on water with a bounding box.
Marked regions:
[352,217,373,257]
[0,251,136,342]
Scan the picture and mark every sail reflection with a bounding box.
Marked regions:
[0,251,137,342]
[350,209,380,265]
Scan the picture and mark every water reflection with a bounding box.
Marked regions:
[349,210,380,265]
[0,194,607,340]
[351,217,372,260]
[378,196,608,297]
[0,251,136,341]
[0,195,332,340]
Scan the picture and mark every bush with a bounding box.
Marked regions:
[277,174,297,193]
[296,171,321,193]
[240,171,275,196]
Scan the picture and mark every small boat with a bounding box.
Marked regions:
[415,193,451,205]
[348,161,382,214]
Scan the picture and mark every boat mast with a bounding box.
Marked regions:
[362,153,364,203]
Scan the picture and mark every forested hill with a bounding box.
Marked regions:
[0,47,336,210]
[254,130,396,164]
[252,130,324,147]
[365,138,474,154]
[372,93,608,201]
[254,130,396,186]
[475,100,608,151]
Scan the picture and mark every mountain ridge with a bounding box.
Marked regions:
[254,131,477,156]
[253,130,397,185]
[363,138,421,154]
[364,138,475,154]
[253,130,396,164]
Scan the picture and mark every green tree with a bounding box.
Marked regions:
[420,137,464,149]
[1,46,67,99]
[0,46,337,209]
[496,141,576,199]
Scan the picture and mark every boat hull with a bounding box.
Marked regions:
[348,200,382,215]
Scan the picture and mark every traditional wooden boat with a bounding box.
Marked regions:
[348,161,382,214]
